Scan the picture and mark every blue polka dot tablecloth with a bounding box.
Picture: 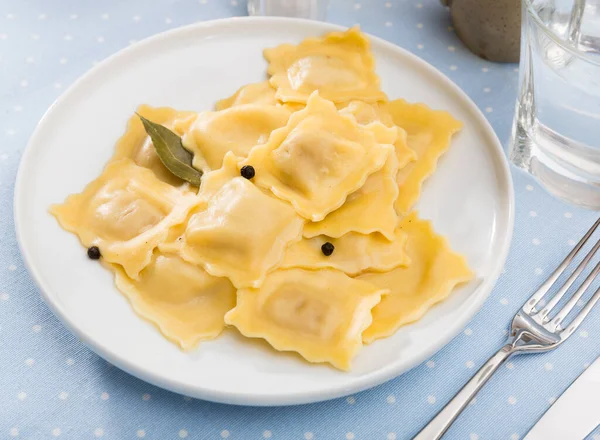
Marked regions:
[1,1,600,439]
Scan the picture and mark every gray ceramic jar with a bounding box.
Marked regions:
[441,0,521,62]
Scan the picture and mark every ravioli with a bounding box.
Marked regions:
[50,159,200,279]
[215,81,278,110]
[264,27,387,104]
[281,227,410,276]
[176,173,304,289]
[224,268,388,370]
[244,91,395,221]
[359,212,473,343]
[384,99,462,214]
[182,104,291,173]
[114,250,236,350]
[111,105,196,187]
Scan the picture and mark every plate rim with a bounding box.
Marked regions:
[14,16,515,406]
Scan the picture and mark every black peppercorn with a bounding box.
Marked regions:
[240,165,255,180]
[87,246,101,260]
[321,242,335,256]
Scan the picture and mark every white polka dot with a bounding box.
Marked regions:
[500,297,509,305]
[529,210,537,217]
[221,430,230,438]
[54,82,62,89]
[38,13,46,20]
[183,396,192,402]
[579,330,589,338]
[10,428,18,437]
[8,264,16,271]
[450,65,457,71]
[66,358,74,366]
[31,33,40,40]
[6,129,16,136]
[231,0,239,4]
[52,428,61,437]
[59,391,68,400]
[470,434,479,440]
[416,23,423,28]
[511,434,520,440]
[6,12,15,19]
[416,3,423,8]
[482,67,489,72]
[25,358,34,366]
[0,33,7,40]
[514,67,519,72]
[1,153,8,161]
[484,87,491,93]
[385,21,392,27]
[179,430,188,438]
[535,267,543,275]
[532,238,541,245]
[427,395,436,404]
[165,17,172,24]
[200,0,208,4]
[263,431,272,439]
[464,328,473,336]
[20,80,28,87]
[142,393,151,401]
[426,360,435,368]
[548,396,557,404]
[1,292,9,301]
[544,362,553,371]
[385,2,392,7]
[69,14,78,19]
[136,430,146,438]
[526,184,534,191]
[133,15,141,22]
[25,56,34,64]
[417,44,424,50]
[465,360,474,368]
[469,397,477,406]
[386,394,396,404]
[564,212,573,218]
[97,36,105,43]
[59,57,68,65]
[64,34,72,41]
[508,396,517,405]
[506,362,514,370]
[17,392,26,401]
[485,107,493,113]
[346,433,355,440]
[100,392,109,400]
[387,433,396,440]
[346,396,355,404]
[94,428,104,437]
[101,13,109,19]
[354,3,361,9]
[304,433,314,440]
[568,239,576,246]
[14,105,23,112]
[448,45,455,52]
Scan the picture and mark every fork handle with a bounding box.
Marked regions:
[413,344,514,440]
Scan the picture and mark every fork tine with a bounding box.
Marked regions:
[523,217,600,313]
[547,259,600,331]
[536,236,600,322]
[560,284,600,339]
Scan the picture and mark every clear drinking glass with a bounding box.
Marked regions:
[247,0,327,21]
[509,0,600,208]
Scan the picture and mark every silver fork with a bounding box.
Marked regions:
[414,217,600,440]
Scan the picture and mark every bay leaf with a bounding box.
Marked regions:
[137,113,203,186]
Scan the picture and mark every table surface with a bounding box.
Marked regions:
[1,1,600,439]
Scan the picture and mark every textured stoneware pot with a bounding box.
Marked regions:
[442,0,521,62]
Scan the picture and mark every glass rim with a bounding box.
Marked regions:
[524,0,600,67]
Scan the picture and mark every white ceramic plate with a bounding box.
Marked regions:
[14,17,514,406]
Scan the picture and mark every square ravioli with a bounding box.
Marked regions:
[358,212,473,343]
[224,268,388,370]
[111,105,196,187]
[113,250,236,350]
[50,158,200,279]
[181,104,291,173]
[215,81,278,110]
[243,91,395,221]
[264,26,387,104]
[383,99,463,215]
[281,227,410,276]
[176,172,304,289]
